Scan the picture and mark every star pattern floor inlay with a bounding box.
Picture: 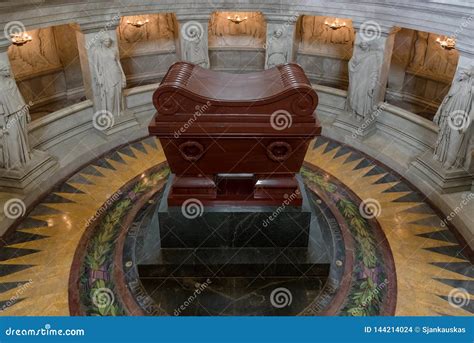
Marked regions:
[0,136,472,316]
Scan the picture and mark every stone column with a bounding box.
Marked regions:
[264,14,299,69]
[75,18,138,135]
[410,49,474,193]
[175,14,210,68]
[0,37,58,192]
[334,23,398,139]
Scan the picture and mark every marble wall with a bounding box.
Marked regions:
[386,28,459,119]
[295,15,354,89]
[117,13,178,86]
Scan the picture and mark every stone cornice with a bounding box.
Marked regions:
[0,1,472,53]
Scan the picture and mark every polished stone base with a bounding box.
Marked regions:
[0,149,58,193]
[157,175,312,248]
[99,110,139,136]
[411,150,473,193]
[140,275,328,316]
[135,174,331,315]
[333,111,377,139]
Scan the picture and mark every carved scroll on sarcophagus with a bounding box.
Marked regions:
[149,61,321,206]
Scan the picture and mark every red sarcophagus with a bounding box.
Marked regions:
[149,62,321,206]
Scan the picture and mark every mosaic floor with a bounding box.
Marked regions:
[0,136,472,316]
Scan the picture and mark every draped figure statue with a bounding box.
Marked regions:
[91,37,126,116]
[182,26,209,68]
[346,41,382,120]
[0,64,31,170]
[433,68,474,169]
[409,31,428,69]
[266,30,288,69]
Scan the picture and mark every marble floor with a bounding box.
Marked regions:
[0,136,472,316]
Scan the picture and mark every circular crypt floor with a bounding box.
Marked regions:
[0,136,472,316]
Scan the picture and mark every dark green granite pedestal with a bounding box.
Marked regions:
[135,174,331,315]
[157,174,313,248]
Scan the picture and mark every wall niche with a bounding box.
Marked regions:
[208,12,266,73]
[295,15,355,90]
[386,28,459,120]
[8,24,85,120]
[117,13,178,87]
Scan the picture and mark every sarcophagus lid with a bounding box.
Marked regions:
[149,62,320,137]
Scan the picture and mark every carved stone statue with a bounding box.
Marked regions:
[266,30,288,68]
[300,16,316,50]
[91,37,126,116]
[409,31,428,69]
[346,41,382,120]
[433,68,474,169]
[0,64,31,170]
[182,26,209,68]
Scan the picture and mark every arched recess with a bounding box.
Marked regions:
[386,28,459,120]
[117,13,179,87]
[295,15,355,90]
[208,11,266,72]
[8,24,85,120]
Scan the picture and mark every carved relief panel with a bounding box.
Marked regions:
[297,15,354,59]
[8,27,62,80]
[295,15,354,89]
[387,28,460,119]
[117,13,178,86]
[407,30,459,81]
[117,13,176,57]
[7,25,84,118]
[208,12,266,48]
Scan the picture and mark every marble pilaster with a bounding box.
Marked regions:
[334,23,398,139]
[264,14,298,69]
[175,14,210,68]
[75,19,138,136]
